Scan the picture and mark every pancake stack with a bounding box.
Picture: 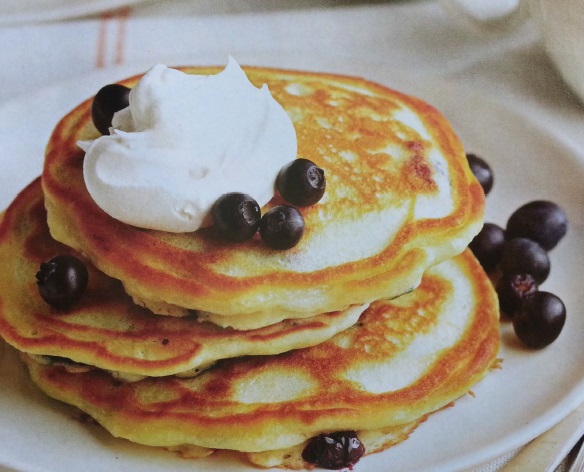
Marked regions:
[0,65,499,469]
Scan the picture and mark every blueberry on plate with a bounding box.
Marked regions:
[495,272,538,317]
[499,238,550,284]
[466,153,494,195]
[506,200,568,251]
[513,291,566,349]
[468,222,506,272]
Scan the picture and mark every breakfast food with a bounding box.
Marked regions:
[0,179,367,379]
[0,59,500,470]
[465,152,568,349]
[41,60,484,328]
[15,244,499,467]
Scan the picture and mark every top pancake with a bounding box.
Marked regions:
[42,65,484,322]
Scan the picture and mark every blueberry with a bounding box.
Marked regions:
[276,158,326,206]
[211,193,261,242]
[302,431,365,470]
[499,238,550,284]
[469,223,506,272]
[466,153,494,195]
[259,205,304,249]
[506,200,568,251]
[36,255,89,310]
[91,84,131,135]
[513,292,566,349]
[496,273,538,317]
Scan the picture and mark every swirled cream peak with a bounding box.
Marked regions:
[81,58,297,232]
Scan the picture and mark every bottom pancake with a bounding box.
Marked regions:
[18,249,499,468]
[178,419,426,468]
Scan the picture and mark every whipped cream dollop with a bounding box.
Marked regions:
[81,57,297,232]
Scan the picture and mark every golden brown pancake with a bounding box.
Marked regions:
[41,65,485,326]
[19,248,500,465]
[0,179,367,378]
[245,421,425,469]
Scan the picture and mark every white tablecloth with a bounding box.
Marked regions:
[1,0,582,146]
[0,1,582,471]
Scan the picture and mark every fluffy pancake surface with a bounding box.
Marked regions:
[0,179,367,378]
[20,247,500,456]
[42,65,484,323]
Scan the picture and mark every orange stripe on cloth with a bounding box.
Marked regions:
[115,8,130,65]
[96,14,111,69]
[96,8,130,69]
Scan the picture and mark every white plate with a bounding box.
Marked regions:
[1,58,584,472]
[0,0,149,25]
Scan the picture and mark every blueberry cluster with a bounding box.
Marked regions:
[212,158,326,250]
[467,154,568,349]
